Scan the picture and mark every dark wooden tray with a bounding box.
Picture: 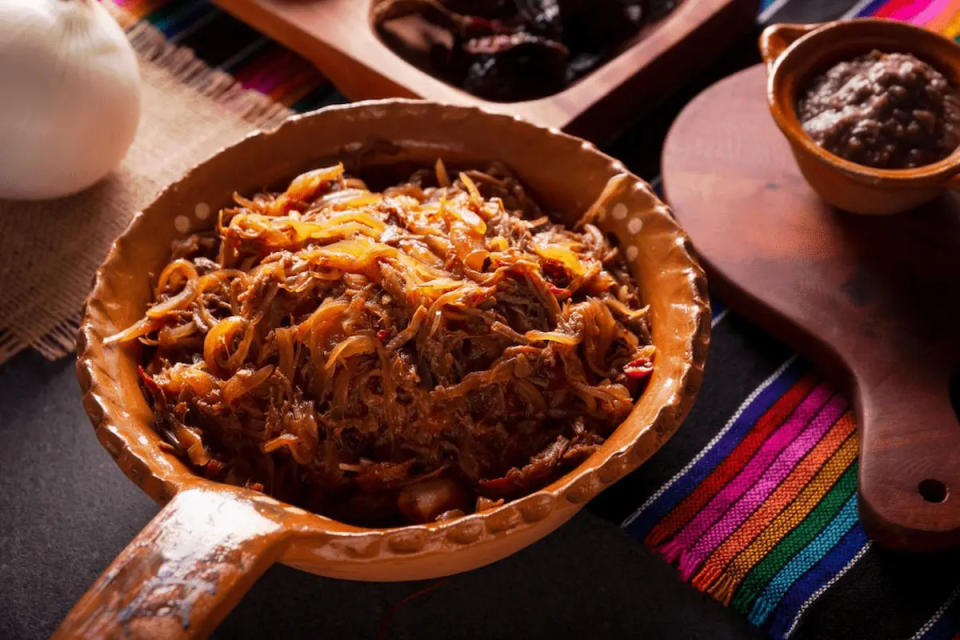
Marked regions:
[210,0,758,143]
[661,64,960,552]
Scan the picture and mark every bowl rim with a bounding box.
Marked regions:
[766,18,960,187]
[76,98,710,557]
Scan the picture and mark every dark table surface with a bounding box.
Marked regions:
[0,27,775,640]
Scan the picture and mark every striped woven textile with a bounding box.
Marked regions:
[761,0,960,34]
[624,354,868,637]
[107,1,960,638]
[605,310,960,640]
[111,0,342,112]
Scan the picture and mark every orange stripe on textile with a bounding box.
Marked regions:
[114,0,170,21]
[942,9,960,37]
[691,411,856,591]
[706,434,859,605]
[921,0,960,31]
[644,374,818,548]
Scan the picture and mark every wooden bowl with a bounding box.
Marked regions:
[760,19,960,215]
[211,0,759,144]
[62,101,709,639]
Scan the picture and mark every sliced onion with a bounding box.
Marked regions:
[525,330,580,346]
[154,259,198,298]
[458,171,483,209]
[203,316,249,375]
[262,433,298,454]
[222,365,274,405]
[146,282,198,319]
[530,241,587,278]
[324,334,379,374]
[435,158,451,188]
[104,316,162,345]
[269,163,345,215]
[275,327,297,381]
[157,320,198,347]
[386,305,427,351]
[297,298,349,348]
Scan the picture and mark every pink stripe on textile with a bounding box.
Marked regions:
[656,383,833,565]
[886,0,932,20]
[911,0,952,23]
[242,51,300,94]
[677,394,848,579]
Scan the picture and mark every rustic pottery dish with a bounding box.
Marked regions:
[761,19,960,215]
[61,101,709,639]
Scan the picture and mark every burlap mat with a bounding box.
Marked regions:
[0,6,293,365]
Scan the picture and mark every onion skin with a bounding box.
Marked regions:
[0,0,141,200]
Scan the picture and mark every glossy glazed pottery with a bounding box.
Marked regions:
[761,19,960,215]
[62,100,709,639]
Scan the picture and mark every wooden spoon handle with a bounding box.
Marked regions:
[53,487,289,639]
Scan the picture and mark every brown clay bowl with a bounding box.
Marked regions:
[761,19,960,215]
[61,100,709,639]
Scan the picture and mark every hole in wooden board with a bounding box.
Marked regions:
[918,479,948,504]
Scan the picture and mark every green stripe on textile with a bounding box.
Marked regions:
[731,463,858,614]
[145,1,183,27]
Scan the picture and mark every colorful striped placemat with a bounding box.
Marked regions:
[607,310,960,640]
[761,0,960,34]
[625,355,869,638]
[104,2,960,638]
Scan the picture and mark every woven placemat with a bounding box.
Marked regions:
[0,6,293,364]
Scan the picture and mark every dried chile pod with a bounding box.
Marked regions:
[372,0,502,38]
[564,51,605,82]
[440,0,516,18]
[557,0,645,54]
[459,32,569,101]
[644,0,679,21]
[513,0,563,38]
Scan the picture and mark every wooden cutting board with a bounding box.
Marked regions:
[210,0,758,143]
[661,64,960,552]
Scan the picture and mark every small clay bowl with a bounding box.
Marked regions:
[60,101,709,638]
[761,19,960,215]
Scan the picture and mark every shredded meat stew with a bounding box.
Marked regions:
[109,161,654,526]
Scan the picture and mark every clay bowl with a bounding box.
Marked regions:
[761,19,960,215]
[61,100,709,639]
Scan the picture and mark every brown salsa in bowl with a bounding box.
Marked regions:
[797,49,960,169]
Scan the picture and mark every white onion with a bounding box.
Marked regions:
[0,0,141,200]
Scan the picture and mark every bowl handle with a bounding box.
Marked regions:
[759,23,819,70]
[52,486,289,639]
